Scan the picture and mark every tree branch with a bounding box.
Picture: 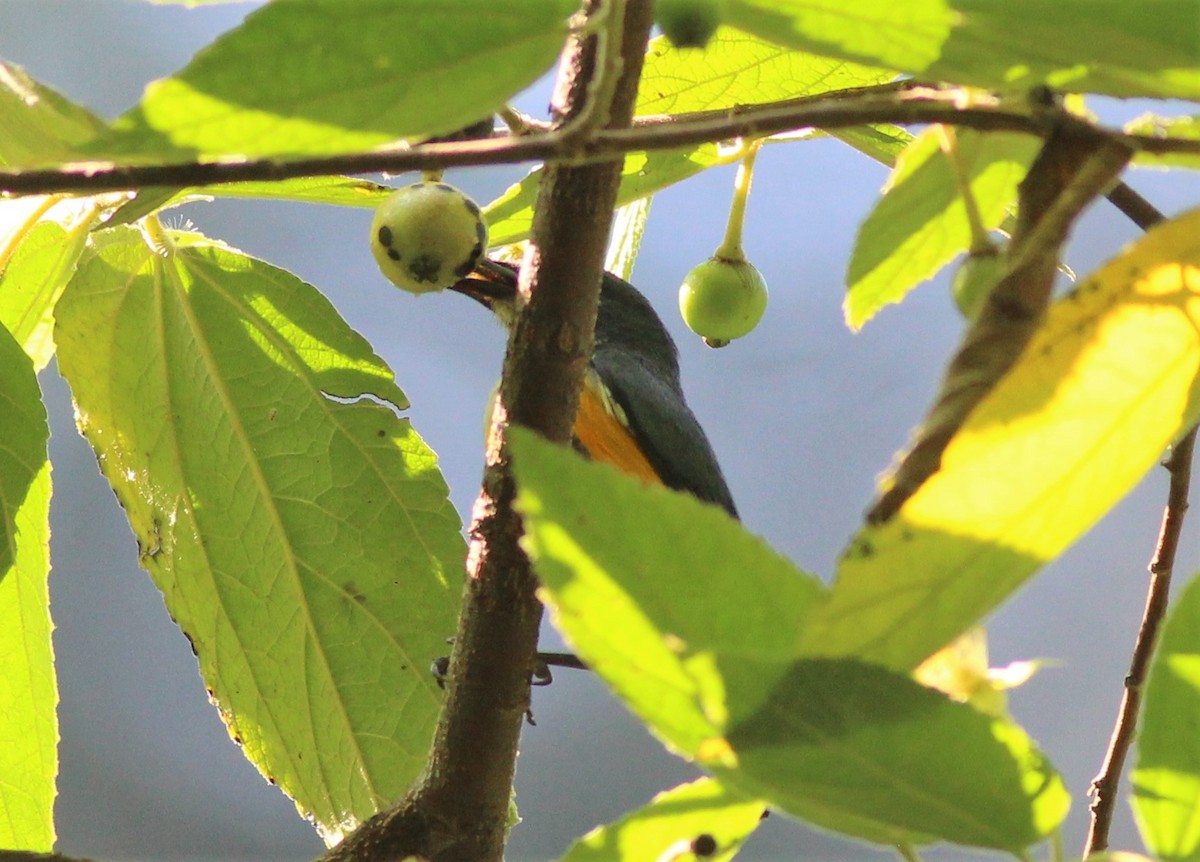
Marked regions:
[1084,190,1193,857]
[3,86,1196,197]
[1105,181,1167,232]
[867,126,1132,522]
[315,3,655,861]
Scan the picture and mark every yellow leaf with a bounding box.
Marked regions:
[803,207,1200,670]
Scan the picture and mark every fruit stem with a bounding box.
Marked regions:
[499,105,543,135]
[935,125,995,255]
[715,139,761,262]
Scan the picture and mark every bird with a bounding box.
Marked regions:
[450,258,738,520]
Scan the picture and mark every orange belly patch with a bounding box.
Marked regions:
[575,384,662,486]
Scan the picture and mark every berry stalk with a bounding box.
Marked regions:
[715,139,761,262]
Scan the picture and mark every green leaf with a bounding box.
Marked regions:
[930,0,1200,100]
[1133,571,1200,860]
[831,123,912,168]
[724,0,1200,100]
[0,323,55,851]
[805,206,1200,671]
[636,28,895,116]
[640,28,906,191]
[485,28,907,249]
[55,225,464,843]
[723,0,954,73]
[93,0,574,159]
[0,61,106,167]
[605,197,652,282]
[0,321,49,585]
[106,177,397,229]
[486,146,737,248]
[203,176,397,208]
[511,428,824,754]
[0,213,96,370]
[1126,113,1200,170]
[723,658,1068,851]
[557,778,764,862]
[103,189,185,228]
[845,127,1038,328]
[510,430,1067,850]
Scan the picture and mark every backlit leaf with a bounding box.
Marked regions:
[636,28,895,116]
[845,127,1038,328]
[0,323,55,851]
[0,61,106,168]
[557,778,764,862]
[1126,113,1200,171]
[724,0,1200,100]
[94,0,574,159]
[486,28,907,248]
[511,428,823,756]
[606,197,652,282]
[55,225,464,843]
[511,430,1068,851]
[105,177,397,228]
[486,146,736,248]
[0,213,95,369]
[804,206,1200,670]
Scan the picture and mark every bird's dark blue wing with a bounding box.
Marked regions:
[593,350,738,519]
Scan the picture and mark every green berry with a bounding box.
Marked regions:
[370,182,487,295]
[678,256,768,348]
[655,0,722,49]
[952,247,1005,321]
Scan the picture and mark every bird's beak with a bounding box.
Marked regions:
[449,257,519,317]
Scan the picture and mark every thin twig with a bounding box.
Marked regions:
[1105,181,1167,232]
[6,86,1199,198]
[1086,426,1196,855]
[1,90,1032,196]
[1085,187,1193,855]
[538,651,588,671]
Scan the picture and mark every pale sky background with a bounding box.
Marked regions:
[4,3,1200,861]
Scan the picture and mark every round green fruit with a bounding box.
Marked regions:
[655,0,723,49]
[678,256,768,347]
[952,248,1005,321]
[370,182,487,295]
